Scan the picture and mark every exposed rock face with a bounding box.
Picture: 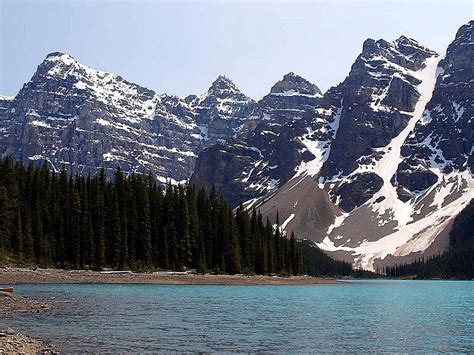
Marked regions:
[0,55,258,182]
[192,21,472,272]
[255,22,473,271]
[0,96,13,143]
[192,36,440,212]
[0,22,472,271]
[331,172,384,212]
[319,36,438,211]
[190,72,328,206]
[396,20,473,197]
[190,75,259,140]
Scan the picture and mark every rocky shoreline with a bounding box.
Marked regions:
[0,331,56,354]
[0,267,341,285]
[0,290,52,315]
[0,292,57,354]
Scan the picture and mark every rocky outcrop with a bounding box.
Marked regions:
[0,55,259,182]
[396,20,473,197]
[190,75,259,140]
[190,72,328,206]
[319,36,438,211]
[191,36,440,211]
[255,22,473,272]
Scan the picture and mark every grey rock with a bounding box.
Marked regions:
[0,55,260,183]
[395,20,473,198]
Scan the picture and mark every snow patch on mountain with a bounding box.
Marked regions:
[45,53,159,123]
[281,213,295,230]
[318,171,473,271]
[293,105,342,178]
[368,55,441,227]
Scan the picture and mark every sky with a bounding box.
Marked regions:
[0,0,472,100]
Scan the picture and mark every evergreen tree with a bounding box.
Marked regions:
[0,157,355,277]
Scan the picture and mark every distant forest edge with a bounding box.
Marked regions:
[0,157,352,276]
[385,199,473,280]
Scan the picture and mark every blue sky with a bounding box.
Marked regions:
[0,0,471,99]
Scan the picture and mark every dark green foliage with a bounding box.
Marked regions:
[298,240,353,277]
[385,200,473,280]
[0,158,321,275]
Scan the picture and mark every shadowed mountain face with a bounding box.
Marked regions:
[1,21,472,270]
[191,21,473,271]
[190,72,326,206]
[396,21,473,198]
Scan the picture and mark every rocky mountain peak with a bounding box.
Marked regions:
[39,52,80,75]
[394,35,421,48]
[454,20,472,41]
[447,20,472,56]
[207,75,241,96]
[360,36,437,72]
[46,51,68,58]
[394,35,437,58]
[191,74,256,127]
[270,72,322,97]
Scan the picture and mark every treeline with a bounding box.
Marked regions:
[0,157,310,274]
[385,200,473,279]
[298,240,352,276]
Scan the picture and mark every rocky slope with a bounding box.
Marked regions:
[258,22,473,271]
[191,21,473,271]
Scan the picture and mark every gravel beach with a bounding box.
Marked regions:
[0,267,341,285]
[0,291,56,354]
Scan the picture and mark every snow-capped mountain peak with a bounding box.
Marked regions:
[36,52,158,123]
[1,21,471,274]
[192,22,472,272]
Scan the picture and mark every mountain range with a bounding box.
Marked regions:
[1,20,472,271]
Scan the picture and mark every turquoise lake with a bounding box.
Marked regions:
[2,280,473,352]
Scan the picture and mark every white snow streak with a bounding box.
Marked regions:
[281,213,295,231]
[368,55,443,227]
[316,55,473,271]
[293,105,342,178]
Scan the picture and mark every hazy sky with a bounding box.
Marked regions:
[1,0,471,99]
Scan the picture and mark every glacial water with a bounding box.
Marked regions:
[2,280,473,352]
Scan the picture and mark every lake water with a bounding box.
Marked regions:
[2,280,473,352]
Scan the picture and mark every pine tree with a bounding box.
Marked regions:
[0,156,357,277]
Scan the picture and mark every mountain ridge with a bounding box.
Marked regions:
[1,21,472,271]
[191,21,473,271]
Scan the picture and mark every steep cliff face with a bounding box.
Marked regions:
[256,22,473,271]
[0,96,13,141]
[318,36,438,211]
[190,72,326,206]
[0,54,258,182]
[192,35,441,211]
[396,21,473,198]
[190,75,259,141]
[192,22,472,271]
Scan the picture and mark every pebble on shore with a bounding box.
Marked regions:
[0,291,52,315]
[0,329,56,354]
[1,291,57,353]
